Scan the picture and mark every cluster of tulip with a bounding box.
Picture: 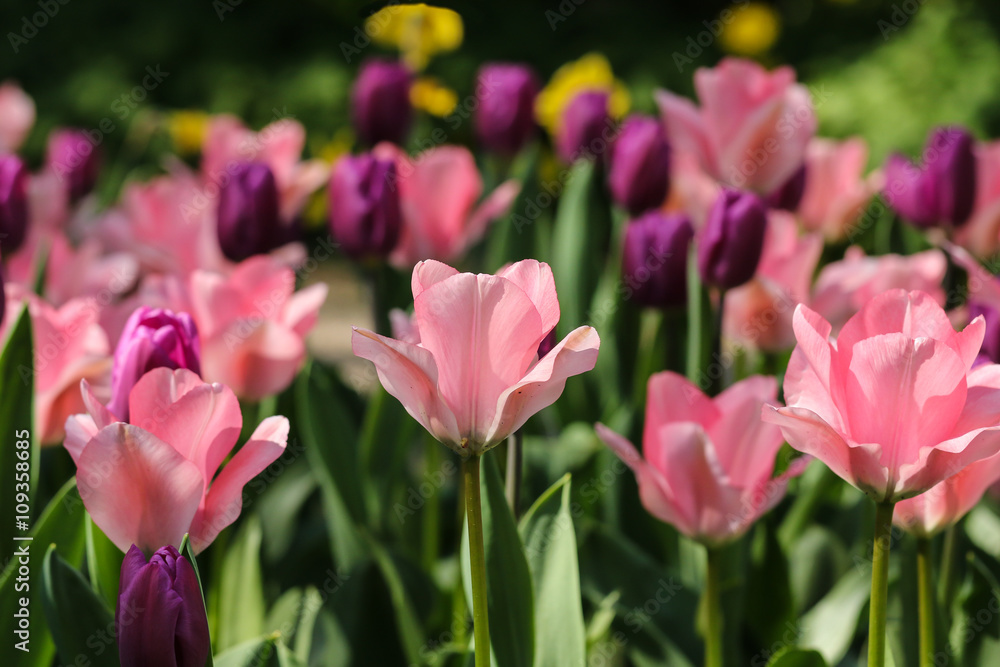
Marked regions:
[6,9,1000,665]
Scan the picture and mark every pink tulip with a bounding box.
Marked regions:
[810,247,946,335]
[1,283,111,444]
[724,211,823,351]
[353,259,600,453]
[201,114,328,222]
[0,81,35,153]
[372,143,520,268]
[597,372,806,545]
[65,368,288,554]
[797,137,879,240]
[656,58,815,196]
[955,141,1000,258]
[762,290,1000,503]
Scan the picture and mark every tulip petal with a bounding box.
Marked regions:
[171,553,213,667]
[466,178,521,247]
[496,260,560,338]
[283,283,328,338]
[708,375,784,489]
[897,426,1000,499]
[954,363,1000,433]
[655,89,715,176]
[116,558,183,667]
[643,371,718,452]
[412,259,460,300]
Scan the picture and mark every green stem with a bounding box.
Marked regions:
[504,432,522,519]
[938,524,958,612]
[421,438,441,572]
[464,455,490,667]
[917,537,935,667]
[703,546,724,667]
[868,502,895,667]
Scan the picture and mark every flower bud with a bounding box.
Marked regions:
[884,126,976,228]
[622,211,694,308]
[556,90,611,163]
[608,115,671,215]
[474,63,539,155]
[328,153,401,260]
[46,128,100,202]
[0,154,29,254]
[352,59,413,146]
[108,307,201,421]
[698,188,767,290]
[217,162,286,262]
[765,163,806,212]
[117,545,210,667]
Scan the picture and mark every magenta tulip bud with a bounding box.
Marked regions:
[328,153,401,260]
[765,163,806,212]
[474,63,539,155]
[698,188,767,290]
[117,545,210,667]
[622,211,694,308]
[46,128,101,202]
[217,162,287,262]
[884,126,976,228]
[970,298,1000,365]
[0,155,29,254]
[608,115,671,215]
[557,90,612,163]
[108,307,201,421]
[352,59,413,146]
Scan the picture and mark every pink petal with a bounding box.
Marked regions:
[64,414,98,465]
[496,260,560,337]
[411,260,460,301]
[465,179,521,248]
[897,426,1000,499]
[0,81,35,153]
[954,363,1000,433]
[895,449,1000,536]
[76,424,204,554]
[708,375,784,490]
[201,322,305,401]
[655,89,715,175]
[643,371,719,451]
[283,283,328,338]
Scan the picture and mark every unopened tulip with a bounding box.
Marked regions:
[762,290,1000,503]
[353,259,601,454]
[66,368,288,553]
[46,128,100,201]
[107,307,201,421]
[328,153,401,260]
[557,90,611,163]
[766,164,806,211]
[0,155,29,254]
[698,188,767,289]
[117,545,210,667]
[474,63,539,155]
[621,211,693,308]
[216,162,287,262]
[597,372,806,545]
[884,126,976,228]
[608,115,671,215]
[352,59,413,146]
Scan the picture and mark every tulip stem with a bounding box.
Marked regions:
[938,524,958,613]
[505,431,522,519]
[868,502,895,667]
[463,454,490,667]
[917,537,935,667]
[703,546,724,667]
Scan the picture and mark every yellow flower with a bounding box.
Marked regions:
[365,4,463,71]
[167,110,209,156]
[535,53,630,137]
[410,76,459,117]
[719,3,781,56]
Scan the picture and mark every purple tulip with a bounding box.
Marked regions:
[0,155,29,254]
[474,63,539,155]
[970,299,1000,365]
[0,268,5,326]
[352,59,413,146]
[557,90,612,163]
[217,162,286,262]
[884,126,976,228]
[46,128,101,202]
[765,163,807,212]
[622,211,694,308]
[608,115,671,215]
[117,545,210,667]
[698,188,767,290]
[108,307,201,421]
[329,153,401,260]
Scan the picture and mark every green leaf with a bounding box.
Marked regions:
[40,545,117,667]
[949,552,1000,665]
[367,537,426,665]
[85,517,123,611]
[797,565,871,664]
[216,516,267,652]
[746,523,795,647]
[180,533,214,667]
[765,647,828,667]
[276,640,307,667]
[519,474,586,667]
[214,634,279,667]
[1,307,36,548]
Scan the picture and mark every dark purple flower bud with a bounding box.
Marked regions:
[217,162,284,262]
[557,91,611,163]
[0,268,5,326]
[0,155,29,254]
[352,59,413,146]
[622,211,694,308]
[117,545,210,667]
[109,307,201,421]
[328,153,401,260]
[608,114,671,215]
[46,128,101,202]
[765,163,806,212]
[883,126,976,228]
[970,299,1000,365]
[698,188,767,290]
[537,327,557,358]
[474,63,539,155]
